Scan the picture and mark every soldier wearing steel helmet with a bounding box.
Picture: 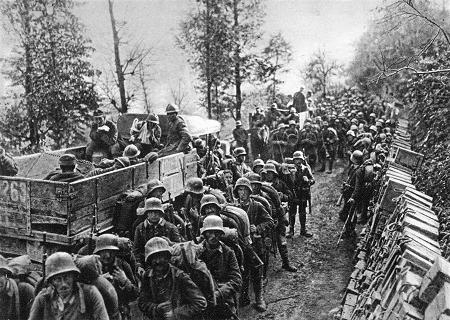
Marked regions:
[233,177,273,312]
[44,154,85,182]
[265,103,282,130]
[133,198,182,278]
[0,254,34,320]
[232,120,248,154]
[86,109,118,161]
[230,147,251,182]
[159,103,192,156]
[129,113,162,156]
[199,215,242,320]
[298,122,318,171]
[138,237,207,320]
[29,252,109,320]
[252,158,265,174]
[94,234,138,319]
[288,151,315,238]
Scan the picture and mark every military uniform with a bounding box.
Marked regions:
[160,115,192,155]
[298,128,318,169]
[0,150,18,176]
[271,129,288,163]
[86,119,118,160]
[289,164,314,237]
[232,126,248,153]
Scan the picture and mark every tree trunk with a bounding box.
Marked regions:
[22,0,39,151]
[108,0,127,113]
[233,0,242,120]
[205,0,212,119]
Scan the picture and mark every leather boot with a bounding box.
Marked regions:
[326,159,333,174]
[280,245,297,272]
[252,275,267,312]
[239,270,251,307]
[299,211,312,237]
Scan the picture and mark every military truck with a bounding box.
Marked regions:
[0,114,221,261]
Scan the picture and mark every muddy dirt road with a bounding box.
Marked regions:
[240,161,356,320]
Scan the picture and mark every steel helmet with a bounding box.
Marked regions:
[137,197,164,216]
[289,107,296,113]
[94,234,119,254]
[288,120,296,126]
[350,150,364,165]
[293,150,305,160]
[200,215,225,235]
[369,125,378,133]
[166,103,179,114]
[284,157,294,164]
[146,179,166,196]
[252,159,265,169]
[369,113,376,118]
[233,177,252,196]
[379,133,386,140]
[0,255,12,276]
[145,237,171,263]
[350,124,358,131]
[185,177,205,194]
[245,172,262,185]
[146,113,159,124]
[45,252,80,282]
[236,120,242,126]
[233,147,247,157]
[123,144,141,159]
[346,130,356,137]
[262,163,278,175]
[350,118,358,125]
[200,194,220,213]
[357,111,364,117]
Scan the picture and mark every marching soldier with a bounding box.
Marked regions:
[230,147,251,182]
[29,252,109,320]
[298,122,318,171]
[199,215,242,320]
[265,103,282,130]
[318,121,338,174]
[94,234,139,319]
[159,103,192,156]
[234,178,274,312]
[182,177,206,238]
[0,255,34,320]
[288,151,315,238]
[138,237,207,320]
[271,124,288,163]
[133,198,182,278]
[252,159,265,174]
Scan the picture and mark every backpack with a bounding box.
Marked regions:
[8,255,42,289]
[114,189,144,238]
[171,241,217,307]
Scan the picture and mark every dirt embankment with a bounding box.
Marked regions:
[240,161,356,320]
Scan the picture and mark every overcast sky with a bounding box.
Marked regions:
[0,0,382,112]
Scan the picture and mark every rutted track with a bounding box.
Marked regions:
[240,160,356,320]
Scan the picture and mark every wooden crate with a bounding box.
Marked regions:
[425,282,450,320]
[394,147,424,171]
[420,257,450,304]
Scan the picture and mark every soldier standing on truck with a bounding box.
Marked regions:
[0,147,18,176]
[159,103,192,156]
[129,113,162,156]
[29,252,109,320]
[86,109,118,161]
[133,198,182,278]
[94,234,139,320]
[44,154,85,183]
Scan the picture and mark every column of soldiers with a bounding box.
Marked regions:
[0,89,396,320]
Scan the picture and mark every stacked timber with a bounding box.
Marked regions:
[340,119,450,320]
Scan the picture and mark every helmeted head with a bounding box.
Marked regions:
[94,234,119,266]
[145,237,171,274]
[252,159,265,174]
[145,179,166,200]
[201,215,224,248]
[93,109,105,126]
[288,120,296,127]
[289,107,296,114]
[45,252,80,299]
[146,113,159,124]
[200,194,221,216]
[166,103,179,121]
[236,120,242,127]
[245,172,262,194]
[350,150,364,165]
[123,144,141,159]
[293,150,305,166]
[185,177,205,196]
[138,197,164,223]
[233,147,246,163]
[262,163,278,182]
[369,125,377,135]
[233,177,252,200]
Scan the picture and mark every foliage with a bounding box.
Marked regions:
[177,0,265,121]
[0,0,99,152]
[255,32,292,103]
[303,50,342,96]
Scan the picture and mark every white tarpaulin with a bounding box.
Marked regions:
[182,115,221,137]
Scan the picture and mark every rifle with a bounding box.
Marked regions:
[179,194,198,244]
[42,232,48,279]
[88,213,97,254]
[336,204,355,247]
[336,194,343,206]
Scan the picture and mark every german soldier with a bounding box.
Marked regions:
[318,121,338,174]
[129,113,162,156]
[86,109,118,161]
[234,177,274,312]
[232,120,248,154]
[288,151,315,238]
[94,234,139,319]
[44,154,84,183]
[199,215,242,320]
[159,103,192,156]
[298,122,318,171]
[230,147,251,182]
[138,237,207,320]
[0,147,18,176]
[29,252,109,320]
[134,198,182,278]
[0,255,34,320]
